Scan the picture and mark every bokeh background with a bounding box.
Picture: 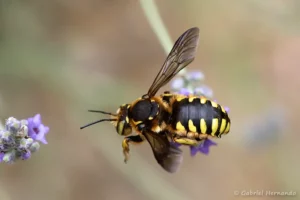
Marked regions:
[0,0,299,200]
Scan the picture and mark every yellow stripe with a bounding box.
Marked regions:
[176,121,186,131]
[211,118,218,136]
[200,119,207,134]
[219,119,226,133]
[188,120,197,132]
[126,117,129,123]
[176,96,185,102]
[221,106,225,113]
[188,96,196,103]
[200,98,207,104]
[224,122,230,133]
[148,117,153,120]
[211,101,218,108]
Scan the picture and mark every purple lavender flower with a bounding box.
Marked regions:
[172,139,217,156]
[27,114,49,144]
[225,106,230,113]
[178,88,193,96]
[0,114,50,164]
[171,78,185,90]
[171,70,213,98]
[185,71,204,81]
[0,152,4,162]
[189,139,217,156]
[21,150,31,160]
[194,85,213,98]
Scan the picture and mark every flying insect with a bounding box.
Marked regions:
[80,27,231,173]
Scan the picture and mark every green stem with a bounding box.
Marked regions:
[139,0,173,54]
[139,0,186,74]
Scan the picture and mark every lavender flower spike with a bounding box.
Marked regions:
[0,114,50,164]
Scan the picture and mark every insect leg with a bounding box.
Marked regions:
[172,135,198,146]
[122,135,145,163]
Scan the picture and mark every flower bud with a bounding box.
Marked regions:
[2,150,16,164]
[29,142,40,152]
[5,117,21,133]
[21,150,31,160]
[18,138,34,150]
[1,130,13,144]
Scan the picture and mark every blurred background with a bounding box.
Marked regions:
[0,0,299,200]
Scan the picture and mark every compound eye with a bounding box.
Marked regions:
[116,121,132,136]
[117,121,125,135]
[123,126,132,136]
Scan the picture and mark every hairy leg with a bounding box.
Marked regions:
[122,135,144,163]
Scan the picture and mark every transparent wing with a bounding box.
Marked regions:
[142,130,183,173]
[147,27,200,97]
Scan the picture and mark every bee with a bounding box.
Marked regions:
[80,27,231,173]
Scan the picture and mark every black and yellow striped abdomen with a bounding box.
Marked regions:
[170,96,230,138]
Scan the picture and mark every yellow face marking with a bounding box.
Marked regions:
[219,119,226,133]
[176,121,186,131]
[133,120,142,125]
[224,122,230,133]
[117,122,124,135]
[148,116,153,120]
[221,106,226,113]
[211,101,218,108]
[122,104,126,107]
[188,119,197,132]
[200,98,207,104]
[125,117,129,123]
[188,96,197,103]
[200,119,207,134]
[211,118,218,136]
